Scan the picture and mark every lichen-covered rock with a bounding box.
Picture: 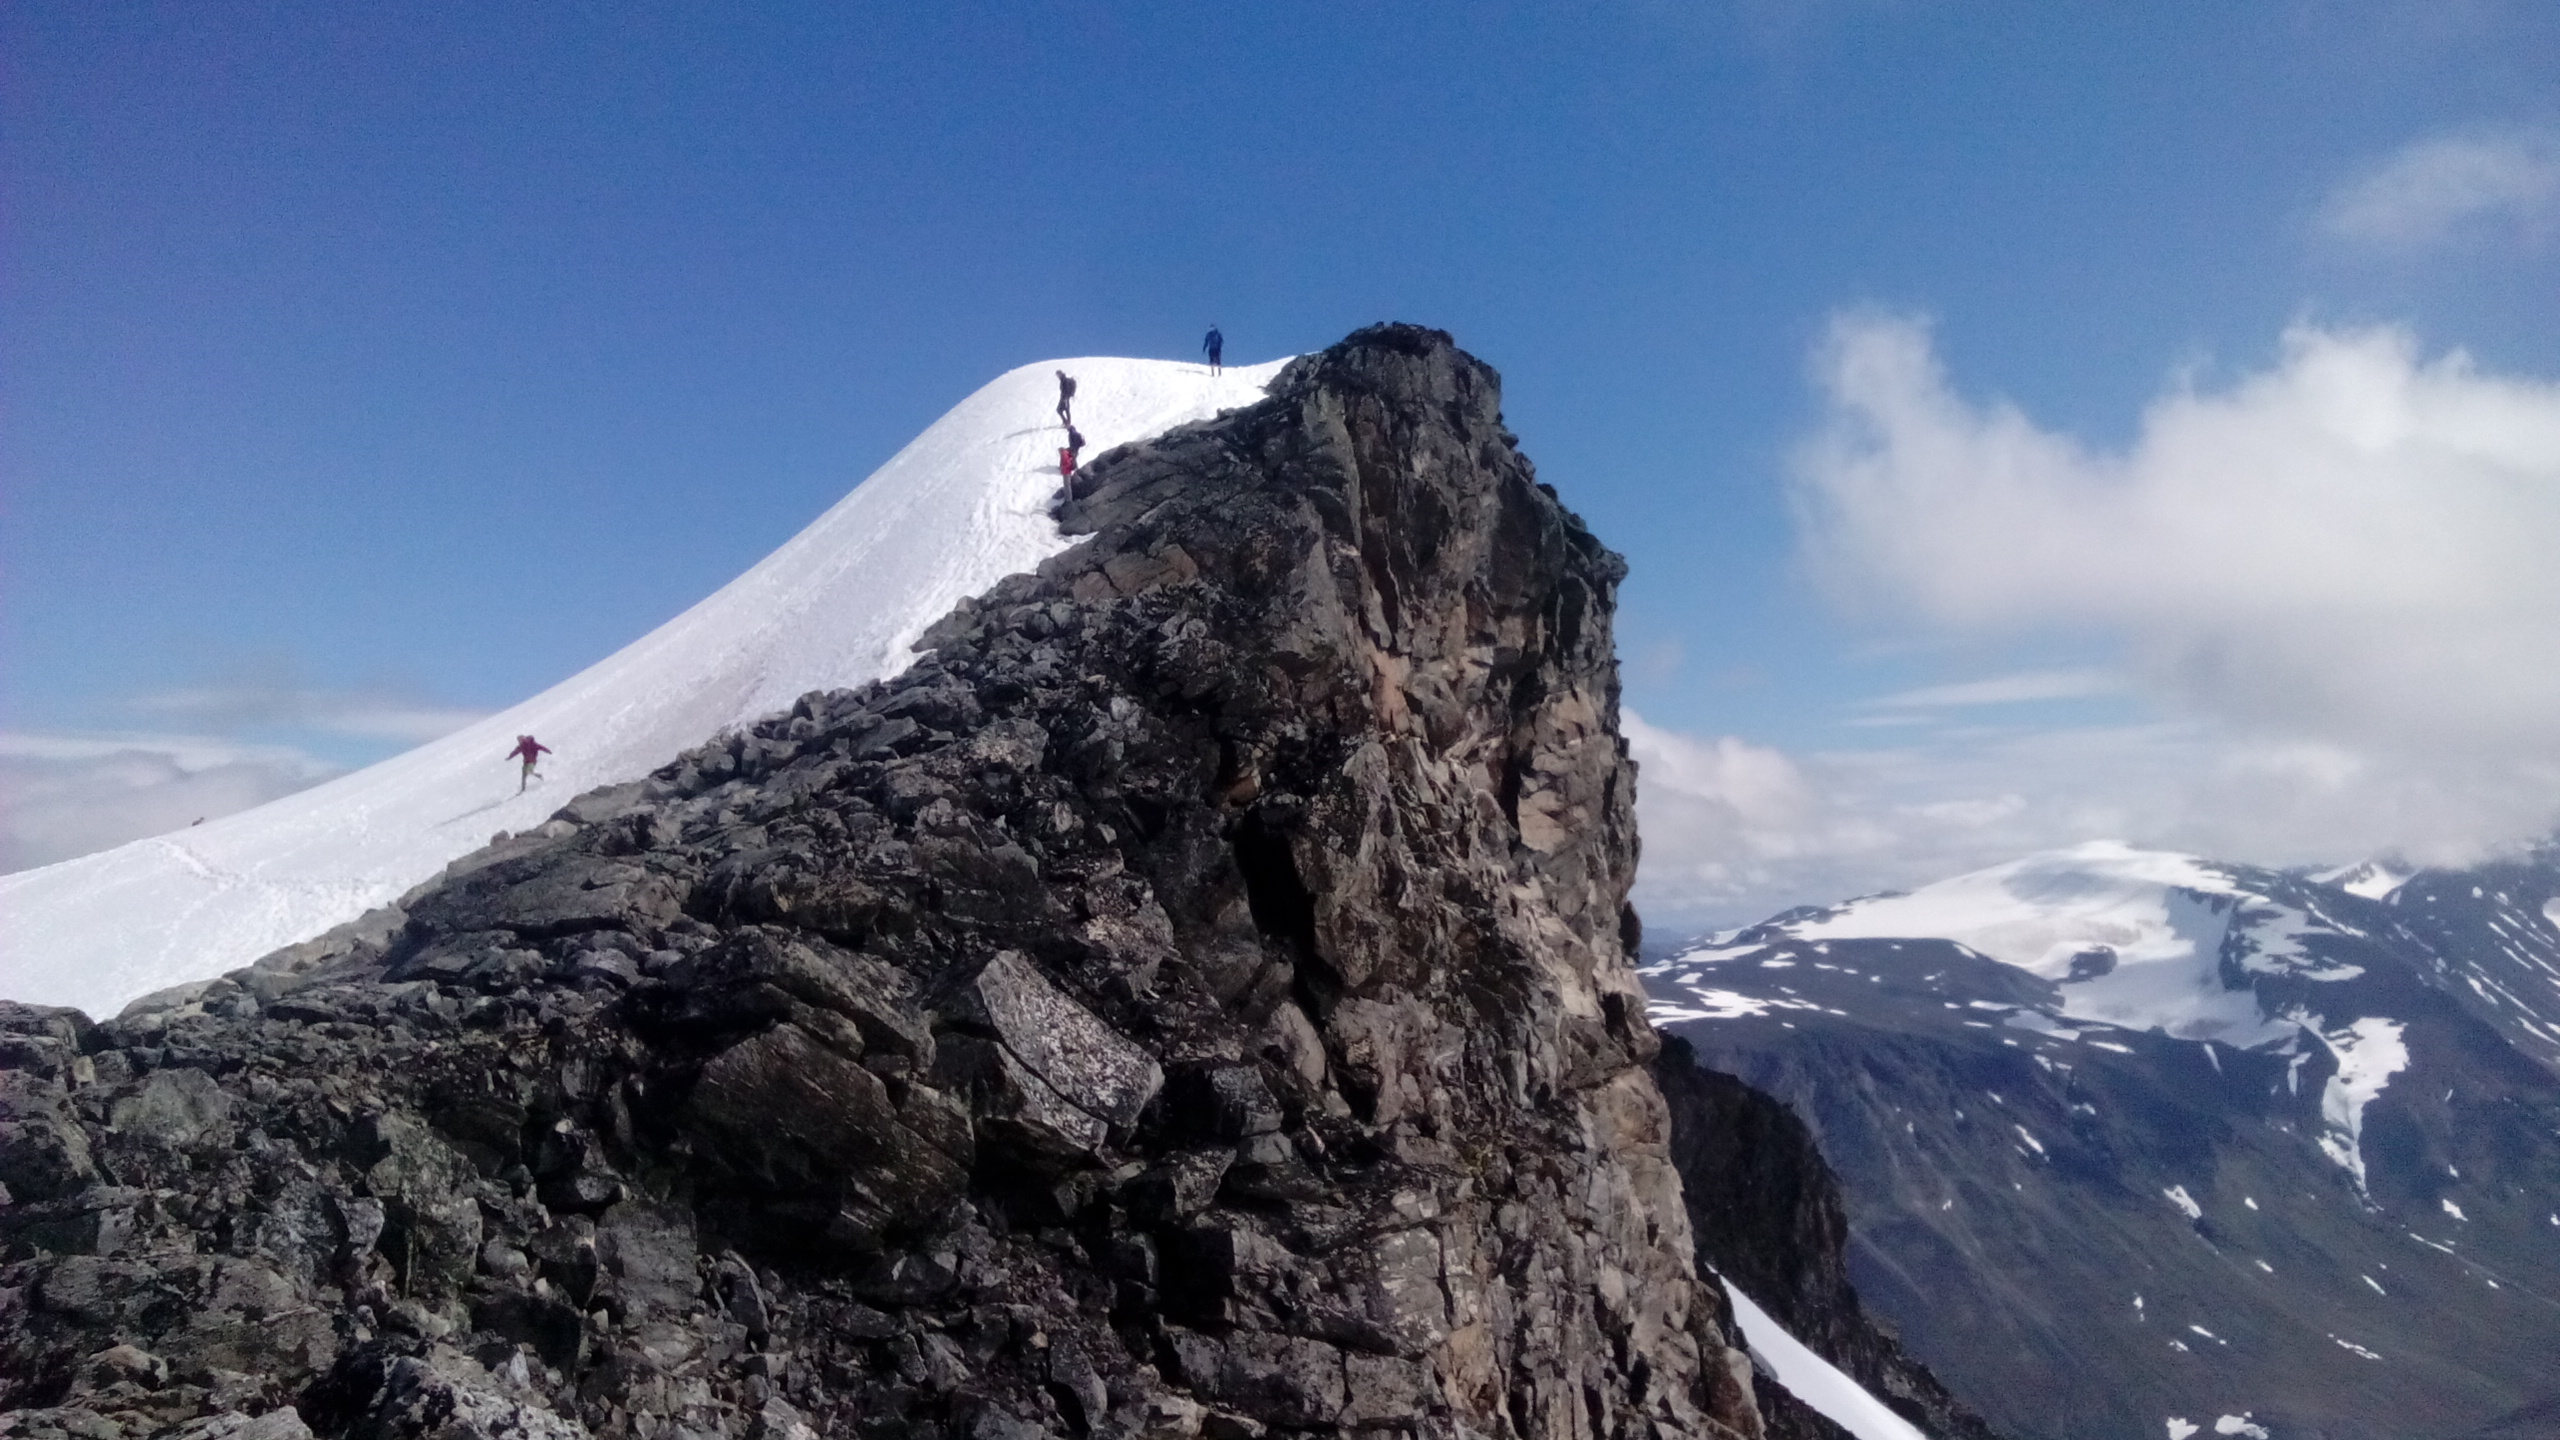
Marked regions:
[1,325,1775,1439]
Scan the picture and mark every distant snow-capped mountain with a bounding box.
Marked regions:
[2310,857,2414,902]
[1646,840,2560,1440]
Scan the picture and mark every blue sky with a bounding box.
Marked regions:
[6,1,2558,925]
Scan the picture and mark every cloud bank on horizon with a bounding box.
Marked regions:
[1631,313,2560,932]
[0,682,492,874]
[0,731,337,875]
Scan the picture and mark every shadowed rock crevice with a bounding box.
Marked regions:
[1232,817,1319,972]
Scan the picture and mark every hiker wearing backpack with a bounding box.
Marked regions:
[1059,425,1087,489]
[1203,325,1224,376]
[1055,370,1077,426]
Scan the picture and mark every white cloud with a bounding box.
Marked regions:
[1626,712,1895,924]
[1663,311,2560,933]
[2321,129,2560,250]
[0,677,492,874]
[1867,667,2125,709]
[1629,712,2560,937]
[129,685,488,744]
[0,732,342,874]
[1798,314,2560,753]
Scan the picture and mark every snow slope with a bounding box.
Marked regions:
[0,356,1289,1018]
[1722,1282,1927,1440]
[2319,858,2414,901]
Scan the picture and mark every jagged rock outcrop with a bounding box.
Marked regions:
[2,327,1780,1440]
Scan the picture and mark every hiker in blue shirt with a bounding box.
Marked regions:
[1203,325,1224,376]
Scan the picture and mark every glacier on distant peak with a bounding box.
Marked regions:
[0,356,1290,1018]
[1649,839,2418,1187]
[1762,840,2351,1045]
[1647,837,2560,1440]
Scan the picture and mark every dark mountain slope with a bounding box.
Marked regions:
[2445,1393,2560,1440]
[2383,849,2560,1078]
[1647,849,2560,1440]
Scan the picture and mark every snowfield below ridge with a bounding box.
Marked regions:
[1722,1282,1926,1440]
[0,356,1289,1019]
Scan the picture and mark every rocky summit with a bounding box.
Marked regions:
[0,328,1938,1440]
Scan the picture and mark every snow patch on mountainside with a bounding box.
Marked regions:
[2320,858,2414,900]
[1721,1281,1927,1440]
[0,357,1289,1018]
[2311,1016,2409,1191]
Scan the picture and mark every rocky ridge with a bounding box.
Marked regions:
[1,327,1844,1440]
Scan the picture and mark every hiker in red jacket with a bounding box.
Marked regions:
[1059,425,1088,489]
[507,734,551,793]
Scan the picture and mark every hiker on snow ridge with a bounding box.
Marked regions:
[508,734,551,793]
[1060,425,1089,488]
[1055,371,1076,426]
[1203,325,1224,376]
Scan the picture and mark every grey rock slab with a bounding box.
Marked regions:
[105,1066,234,1147]
[940,949,1162,1133]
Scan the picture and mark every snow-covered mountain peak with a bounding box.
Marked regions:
[1791,842,2284,969]
[1645,839,2438,1196]
[0,355,1289,1019]
[2313,856,2417,900]
[1671,841,2371,1046]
